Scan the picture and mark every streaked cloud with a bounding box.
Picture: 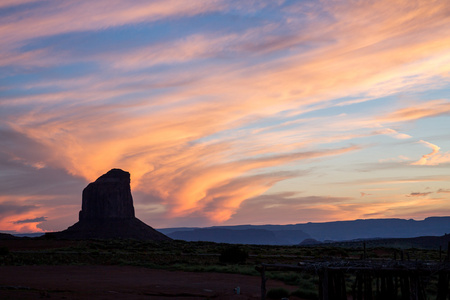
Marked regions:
[412,140,450,166]
[0,201,37,217]
[0,0,227,46]
[360,192,372,197]
[375,128,412,140]
[226,192,354,225]
[407,192,433,197]
[337,176,450,187]
[13,216,47,224]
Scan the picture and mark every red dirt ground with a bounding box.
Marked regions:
[0,265,304,299]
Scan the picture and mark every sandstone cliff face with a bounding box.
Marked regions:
[79,169,135,220]
[47,169,170,241]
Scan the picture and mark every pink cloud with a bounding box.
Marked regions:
[380,100,450,123]
[375,128,412,140]
[0,1,227,46]
[412,140,450,166]
[0,0,39,9]
[360,192,372,197]
[140,146,359,222]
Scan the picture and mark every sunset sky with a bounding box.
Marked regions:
[1,0,450,233]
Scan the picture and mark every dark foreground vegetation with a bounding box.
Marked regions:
[0,237,447,299]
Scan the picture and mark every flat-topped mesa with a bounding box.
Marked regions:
[79,169,135,221]
[46,168,171,241]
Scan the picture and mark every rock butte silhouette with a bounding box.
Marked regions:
[47,169,170,241]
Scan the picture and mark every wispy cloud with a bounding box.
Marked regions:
[0,0,40,9]
[340,176,450,186]
[360,192,372,197]
[0,0,227,46]
[407,192,433,197]
[225,192,354,225]
[374,128,412,140]
[13,216,47,224]
[143,146,359,222]
[412,140,450,166]
[380,100,450,123]
[0,200,45,232]
[0,201,37,217]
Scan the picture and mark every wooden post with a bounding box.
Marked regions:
[363,241,366,260]
[394,275,399,298]
[357,273,363,300]
[387,275,396,299]
[338,271,347,300]
[256,265,267,300]
[400,275,410,300]
[351,274,357,300]
[436,271,449,300]
[364,273,373,300]
[410,274,418,300]
[320,268,329,300]
[447,241,450,262]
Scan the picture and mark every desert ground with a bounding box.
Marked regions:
[0,265,302,299]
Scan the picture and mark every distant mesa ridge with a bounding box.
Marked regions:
[160,216,450,245]
[46,168,170,241]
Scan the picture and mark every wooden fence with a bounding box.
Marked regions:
[256,260,450,300]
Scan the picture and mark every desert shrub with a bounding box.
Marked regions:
[0,247,9,256]
[219,246,248,264]
[266,287,290,299]
[320,247,349,258]
[268,271,301,286]
[291,288,318,300]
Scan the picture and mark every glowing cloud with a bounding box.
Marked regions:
[412,140,450,166]
[376,128,412,140]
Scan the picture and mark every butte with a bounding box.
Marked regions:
[47,169,170,241]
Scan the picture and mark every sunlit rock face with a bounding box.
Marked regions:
[79,169,135,220]
[46,169,170,241]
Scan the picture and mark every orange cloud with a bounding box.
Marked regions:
[380,100,450,123]
[142,146,359,222]
[360,192,372,197]
[5,90,361,225]
[407,192,433,197]
[0,197,47,233]
[412,140,450,166]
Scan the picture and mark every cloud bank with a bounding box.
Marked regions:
[1,0,450,231]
